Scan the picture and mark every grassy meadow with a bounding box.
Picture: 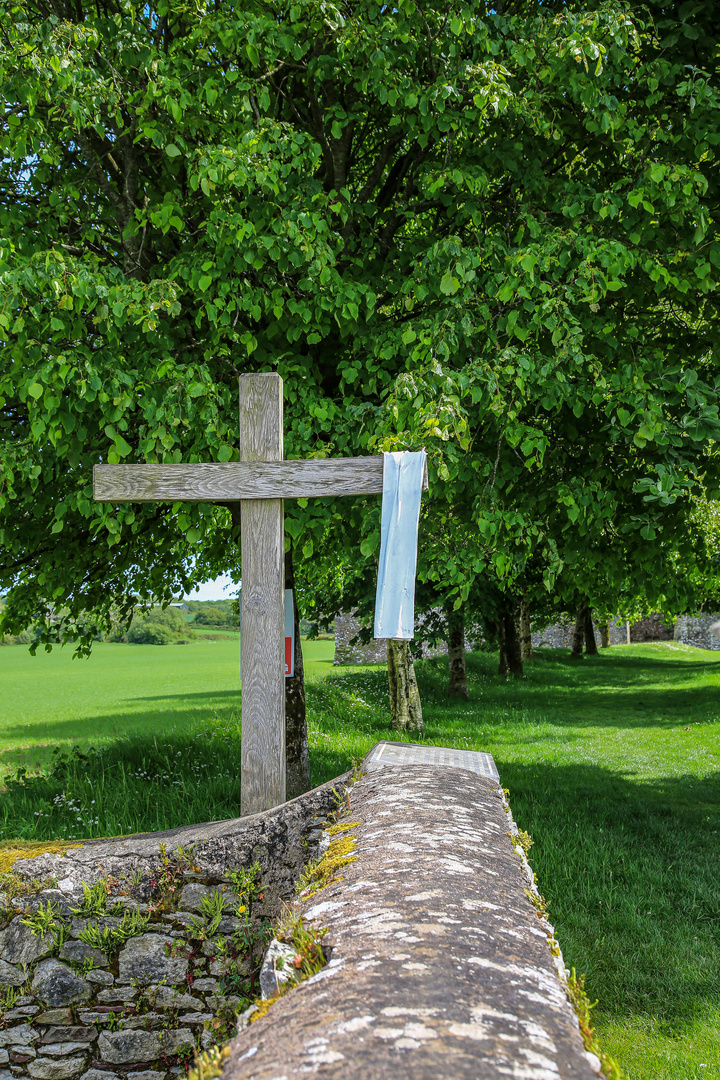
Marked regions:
[0,638,719,1079]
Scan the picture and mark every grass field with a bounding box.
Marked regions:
[0,639,718,1079]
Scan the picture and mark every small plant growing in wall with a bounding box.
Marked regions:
[73,879,122,917]
[21,900,69,951]
[150,842,198,909]
[78,906,149,955]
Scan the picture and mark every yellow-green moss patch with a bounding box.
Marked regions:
[0,840,83,875]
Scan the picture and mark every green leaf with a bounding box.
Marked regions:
[165,143,182,158]
[360,531,379,556]
[198,276,213,292]
[27,383,43,399]
[440,272,458,296]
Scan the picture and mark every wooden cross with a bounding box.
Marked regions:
[94,373,427,816]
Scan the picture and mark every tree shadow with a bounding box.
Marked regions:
[499,759,720,1034]
[414,649,720,730]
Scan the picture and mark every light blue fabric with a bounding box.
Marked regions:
[374,450,426,640]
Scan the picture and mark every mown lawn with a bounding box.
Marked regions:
[1,640,718,1079]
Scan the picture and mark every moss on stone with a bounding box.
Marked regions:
[0,840,83,876]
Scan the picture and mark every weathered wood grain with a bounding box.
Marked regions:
[93,458,391,502]
[239,374,286,816]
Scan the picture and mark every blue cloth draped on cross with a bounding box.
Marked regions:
[93,373,428,813]
[374,450,427,641]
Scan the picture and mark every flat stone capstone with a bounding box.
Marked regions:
[224,764,600,1080]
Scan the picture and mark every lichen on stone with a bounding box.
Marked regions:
[0,841,83,876]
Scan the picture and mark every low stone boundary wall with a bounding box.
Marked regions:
[0,779,344,1080]
[333,613,450,666]
[674,613,720,651]
[532,614,673,650]
[224,764,602,1079]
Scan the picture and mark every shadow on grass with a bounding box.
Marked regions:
[413,649,720,730]
[501,759,720,1036]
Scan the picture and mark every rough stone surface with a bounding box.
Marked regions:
[81,1071,117,1080]
[116,936,187,987]
[674,612,720,650]
[0,1030,39,1049]
[224,765,599,1080]
[37,1049,89,1060]
[0,921,54,968]
[27,1058,87,1080]
[84,972,113,987]
[58,943,108,969]
[148,988,202,1012]
[334,612,452,666]
[11,777,345,917]
[258,940,301,1000]
[31,962,91,1008]
[97,1032,161,1064]
[0,960,25,986]
[159,1031,194,1057]
[532,613,673,650]
[39,1032,95,1047]
[178,884,237,912]
[35,1013,74,1029]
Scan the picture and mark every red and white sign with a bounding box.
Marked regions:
[284,589,294,678]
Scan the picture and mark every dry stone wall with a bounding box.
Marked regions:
[674,613,720,650]
[334,613,456,666]
[532,614,673,650]
[224,764,603,1079]
[0,780,344,1080]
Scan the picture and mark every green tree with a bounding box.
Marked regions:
[1,0,719,712]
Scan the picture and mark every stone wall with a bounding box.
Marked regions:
[0,780,344,1080]
[674,613,720,650]
[532,613,673,650]
[224,763,603,1079]
[333,613,449,666]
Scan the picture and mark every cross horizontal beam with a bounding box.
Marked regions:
[93,457,428,503]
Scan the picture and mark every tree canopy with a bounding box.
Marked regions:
[1,0,719,651]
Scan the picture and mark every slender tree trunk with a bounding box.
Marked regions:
[285,549,311,799]
[447,606,469,699]
[584,607,598,656]
[571,603,587,659]
[626,621,632,645]
[599,621,610,648]
[496,617,508,676]
[504,605,524,678]
[387,639,424,732]
[519,594,533,663]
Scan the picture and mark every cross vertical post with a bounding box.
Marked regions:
[239,373,285,815]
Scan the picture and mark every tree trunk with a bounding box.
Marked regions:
[496,617,508,676]
[519,595,533,663]
[387,639,424,732]
[626,621,632,645]
[598,621,610,648]
[583,608,598,656]
[497,600,523,677]
[447,607,469,699]
[284,550,311,799]
[571,604,587,659]
[504,605,524,678]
